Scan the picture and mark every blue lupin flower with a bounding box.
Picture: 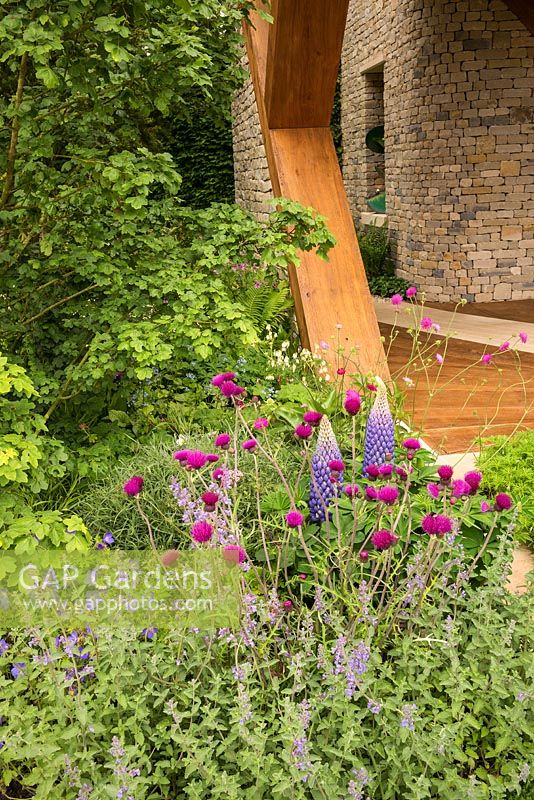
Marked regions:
[363,377,394,474]
[309,416,343,523]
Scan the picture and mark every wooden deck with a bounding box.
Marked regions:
[381,300,534,453]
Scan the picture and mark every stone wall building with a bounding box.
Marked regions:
[232,0,534,302]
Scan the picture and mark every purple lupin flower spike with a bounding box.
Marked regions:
[309,416,343,523]
[363,377,394,474]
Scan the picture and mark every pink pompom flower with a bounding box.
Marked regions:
[366,464,380,479]
[377,485,399,505]
[344,389,361,416]
[224,544,246,563]
[214,433,231,449]
[452,479,471,498]
[481,354,492,365]
[437,465,453,482]
[211,372,236,387]
[206,453,220,463]
[435,353,444,366]
[294,423,313,440]
[378,464,394,477]
[242,439,258,451]
[344,484,360,498]
[499,341,510,352]
[123,476,144,497]
[519,331,528,344]
[328,459,345,473]
[406,286,417,298]
[464,470,482,491]
[494,493,512,511]
[420,317,433,331]
[286,510,304,528]
[480,501,491,513]
[191,521,213,543]
[201,491,219,511]
[359,550,369,562]
[212,467,225,481]
[365,486,378,501]
[303,410,322,427]
[371,529,398,550]
[337,367,346,376]
[173,450,191,462]
[253,417,269,430]
[220,380,245,398]
[391,294,403,306]
[186,451,209,470]
[422,514,453,536]
[402,438,421,451]
[427,482,441,499]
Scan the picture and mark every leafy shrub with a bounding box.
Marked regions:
[0,353,89,549]
[356,223,410,297]
[478,431,534,545]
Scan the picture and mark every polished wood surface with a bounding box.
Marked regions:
[245,2,389,379]
[382,323,534,453]
[264,0,350,128]
[502,0,534,35]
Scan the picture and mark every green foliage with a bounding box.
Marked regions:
[478,431,534,544]
[0,547,532,799]
[0,353,89,548]
[356,222,410,297]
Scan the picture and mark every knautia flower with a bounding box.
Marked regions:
[309,416,343,523]
[294,423,313,440]
[452,479,471,498]
[422,514,453,535]
[481,353,492,365]
[185,450,208,470]
[191,521,213,543]
[220,380,245,398]
[437,464,453,482]
[377,485,399,505]
[402,437,421,452]
[241,438,258,451]
[365,486,378,501]
[123,476,144,496]
[427,482,441,499]
[391,293,403,306]
[343,389,361,415]
[495,492,512,511]
[303,410,322,426]
[201,491,219,511]
[344,484,360,498]
[371,530,398,550]
[173,449,190,462]
[223,545,246,563]
[519,331,528,344]
[366,464,380,479]
[253,417,269,430]
[363,377,394,474]
[499,341,510,352]
[214,433,231,449]
[211,371,236,387]
[420,317,433,331]
[406,286,417,298]
[286,510,304,528]
[464,470,482,491]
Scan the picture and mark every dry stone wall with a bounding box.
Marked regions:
[342,0,534,301]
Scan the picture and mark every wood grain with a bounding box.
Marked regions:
[381,323,534,453]
[244,2,389,379]
[264,0,350,128]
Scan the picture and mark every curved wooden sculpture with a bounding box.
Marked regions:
[244,1,390,379]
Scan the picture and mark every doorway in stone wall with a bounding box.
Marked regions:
[363,64,385,217]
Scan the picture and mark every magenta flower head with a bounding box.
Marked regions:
[499,341,510,352]
[309,416,343,523]
[224,544,246,563]
[365,486,378,501]
[286,510,304,528]
[480,500,491,513]
[344,484,360,498]
[363,377,395,473]
[212,372,236,387]
[391,293,403,306]
[464,471,482,492]
[206,453,220,463]
[519,331,528,344]
[344,389,361,416]
[212,467,225,481]
[378,464,394,477]
[242,438,258,451]
[395,466,408,481]
[215,433,231,449]
[303,410,323,427]
[366,464,380,479]
[452,479,471,498]
[253,417,269,430]
[283,600,293,610]
[123,476,144,496]
[406,286,417,298]
[494,493,512,511]
[337,367,346,376]
[191,521,213,543]
[220,380,245,398]
[437,465,453,482]
[481,354,492,365]
[359,550,369,562]
[173,449,191,462]
[402,438,421,451]
[377,485,399,505]
[420,317,433,331]
[328,459,345,473]
[201,491,219,510]
[427,482,441,499]
[422,514,453,536]
[371,529,398,550]
[186,450,209,470]
[294,423,313,440]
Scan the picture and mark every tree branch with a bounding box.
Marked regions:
[0,51,29,209]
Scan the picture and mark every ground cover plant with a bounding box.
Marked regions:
[477,431,534,546]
